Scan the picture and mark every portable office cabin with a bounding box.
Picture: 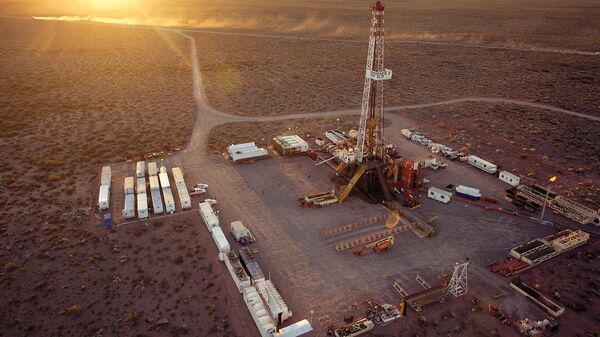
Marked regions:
[124,177,134,195]
[499,171,520,186]
[149,175,160,191]
[158,172,170,189]
[151,189,164,214]
[147,162,158,176]
[163,188,176,214]
[199,201,219,232]
[136,177,146,194]
[467,155,497,174]
[101,166,111,187]
[428,187,452,204]
[136,161,145,178]
[137,193,149,219]
[98,184,110,210]
[122,194,135,219]
[175,182,191,209]
[211,226,230,261]
[172,167,184,184]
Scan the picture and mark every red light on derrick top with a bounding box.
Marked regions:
[372,1,384,11]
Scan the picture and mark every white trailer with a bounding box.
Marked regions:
[456,185,482,200]
[123,177,134,195]
[151,189,164,214]
[467,155,497,174]
[163,188,176,214]
[158,172,170,189]
[175,181,191,209]
[136,177,146,194]
[98,184,110,210]
[243,286,276,337]
[101,166,111,187]
[147,162,158,176]
[137,193,149,219]
[136,161,145,178]
[499,171,520,186]
[149,175,160,191]
[172,167,185,184]
[211,226,230,261]
[199,201,219,232]
[428,187,452,204]
[122,194,135,219]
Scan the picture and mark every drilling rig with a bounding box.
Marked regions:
[338,1,393,203]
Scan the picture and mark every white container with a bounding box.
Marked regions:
[428,187,452,204]
[255,279,293,322]
[101,166,111,187]
[199,201,219,232]
[137,193,149,219]
[467,155,497,174]
[456,185,482,199]
[136,161,145,178]
[172,167,185,184]
[499,170,520,186]
[151,189,164,214]
[98,184,110,210]
[211,226,230,256]
[159,172,170,189]
[123,177,134,195]
[163,188,176,214]
[175,181,191,209]
[243,287,276,337]
[149,175,160,191]
[147,162,158,176]
[122,194,135,219]
[136,177,146,194]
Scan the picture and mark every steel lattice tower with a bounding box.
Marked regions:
[448,262,469,297]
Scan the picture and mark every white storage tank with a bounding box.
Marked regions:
[147,162,158,176]
[428,187,452,204]
[151,189,164,214]
[199,201,219,232]
[467,155,497,174]
[137,193,149,219]
[149,175,160,191]
[101,166,111,187]
[499,171,520,186]
[136,161,145,178]
[122,194,135,219]
[136,177,146,194]
[123,177,134,195]
[98,184,110,210]
[159,172,170,189]
[175,181,191,209]
[172,167,185,184]
[211,226,230,261]
[163,188,176,214]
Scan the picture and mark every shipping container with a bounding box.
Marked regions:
[98,184,110,210]
[499,171,520,186]
[199,201,219,232]
[172,167,185,184]
[243,286,276,337]
[162,187,176,214]
[136,161,145,178]
[175,181,191,209]
[123,176,134,195]
[136,177,146,194]
[149,175,160,191]
[467,155,497,174]
[101,166,111,187]
[137,193,149,219]
[151,189,164,214]
[147,162,158,176]
[428,187,452,204]
[158,172,170,189]
[456,185,482,200]
[211,226,230,258]
[224,251,251,293]
[122,194,135,219]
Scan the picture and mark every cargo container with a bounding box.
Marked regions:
[101,166,111,187]
[224,251,251,293]
[243,286,276,337]
[427,187,452,204]
[123,194,135,219]
[274,320,313,337]
[172,167,184,184]
[158,172,170,189]
[151,189,164,214]
[163,188,176,214]
[239,247,265,282]
[147,162,158,176]
[467,155,497,174]
[149,175,160,191]
[136,161,145,178]
[175,181,191,209]
[123,177,134,195]
[199,201,219,232]
[136,177,146,194]
[211,226,230,260]
[98,184,110,210]
[499,171,520,186]
[137,193,149,219]
[255,279,293,322]
[456,185,481,200]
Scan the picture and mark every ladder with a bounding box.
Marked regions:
[338,164,368,203]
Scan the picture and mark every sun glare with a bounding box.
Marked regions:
[83,0,136,10]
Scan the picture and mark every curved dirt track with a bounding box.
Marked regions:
[176,31,600,154]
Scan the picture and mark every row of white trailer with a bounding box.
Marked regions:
[428,184,482,203]
[198,200,312,337]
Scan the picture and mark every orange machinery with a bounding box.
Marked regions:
[352,236,395,256]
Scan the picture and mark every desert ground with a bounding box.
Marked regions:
[1,0,600,336]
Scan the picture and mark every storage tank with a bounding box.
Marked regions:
[122,194,135,219]
[147,162,158,176]
[151,189,164,214]
[175,181,191,209]
[136,161,145,178]
[123,177,134,195]
[158,172,170,189]
[172,167,185,184]
[136,177,146,194]
[149,175,160,191]
[163,188,176,214]
[98,184,110,210]
[199,201,219,232]
[137,193,149,219]
[101,166,112,187]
